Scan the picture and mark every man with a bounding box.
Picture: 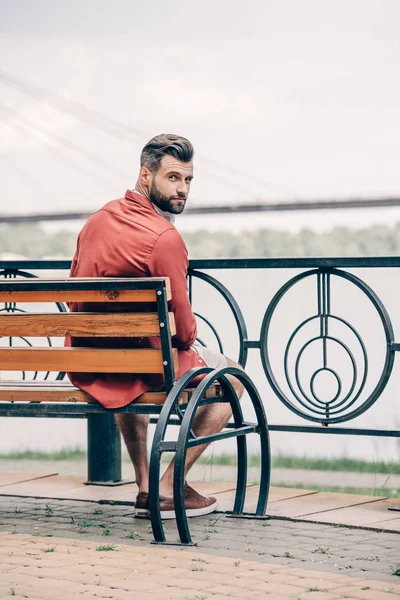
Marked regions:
[68,134,244,519]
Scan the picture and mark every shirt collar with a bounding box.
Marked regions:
[132,189,175,224]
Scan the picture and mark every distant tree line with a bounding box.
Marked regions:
[1,222,400,259]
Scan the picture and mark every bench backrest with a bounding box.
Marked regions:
[0,277,177,390]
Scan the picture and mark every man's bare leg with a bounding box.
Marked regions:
[158,358,244,498]
[116,358,244,498]
[115,414,149,493]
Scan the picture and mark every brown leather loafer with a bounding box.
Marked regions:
[134,491,151,518]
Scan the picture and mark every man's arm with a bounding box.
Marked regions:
[147,228,197,349]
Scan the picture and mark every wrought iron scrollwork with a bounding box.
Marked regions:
[260,268,395,424]
[188,269,248,367]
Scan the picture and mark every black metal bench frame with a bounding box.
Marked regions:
[0,276,271,545]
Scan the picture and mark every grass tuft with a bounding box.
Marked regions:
[41,546,56,553]
[313,546,329,554]
[125,529,140,539]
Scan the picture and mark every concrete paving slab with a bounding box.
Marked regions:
[0,474,87,498]
[269,486,319,502]
[70,482,139,504]
[214,485,317,512]
[306,498,400,527]
[268,491,385,519]
[188,480,245,494]
[0,470,58,487]
[370,518,400,532]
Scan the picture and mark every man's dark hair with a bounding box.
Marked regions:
[140,134,194,173]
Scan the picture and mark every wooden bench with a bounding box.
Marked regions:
[0,276,271,544]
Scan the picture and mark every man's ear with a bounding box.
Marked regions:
[139,166,152,186]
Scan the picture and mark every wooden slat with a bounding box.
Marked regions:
[0,277,171,303]
[0,347,178,373]
[0,383,222,405]
[0,312,176,337]
[136,385,223,405]
[0,386,96,403]
[0,289,167,303]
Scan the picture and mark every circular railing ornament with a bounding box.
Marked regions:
[260,268,395,424]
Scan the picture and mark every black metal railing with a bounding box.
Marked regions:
[1,257,400,481]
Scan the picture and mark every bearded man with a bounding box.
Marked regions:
[68,134,243,519]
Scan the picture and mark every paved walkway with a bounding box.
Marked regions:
[0,494,399,599]
[0,468,399,599]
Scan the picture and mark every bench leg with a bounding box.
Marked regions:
[225,370,271,517]
[219,377,248,515]
[173,372,249,544]
[148,367,213,545]
[173,368,271,543]
[86,414,123,485]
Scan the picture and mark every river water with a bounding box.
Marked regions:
[0,264,399,462]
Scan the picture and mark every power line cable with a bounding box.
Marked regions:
[0,99,132,180]
[0,69,146,141]
[0,101,117,189]
[0,69,294,197]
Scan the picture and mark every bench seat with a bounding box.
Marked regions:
[0,381,222,405]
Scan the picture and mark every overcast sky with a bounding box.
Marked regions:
[0,0,400,226]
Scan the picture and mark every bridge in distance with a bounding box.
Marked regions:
[1,196,400,224]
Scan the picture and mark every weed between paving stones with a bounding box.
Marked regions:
[125,529,140,539]
[313,546,330,554]
[98,523,111,536]
[41,546,57,552]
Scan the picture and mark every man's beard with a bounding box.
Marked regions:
[149,181,186,214]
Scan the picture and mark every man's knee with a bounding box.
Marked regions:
[224,357,245,399]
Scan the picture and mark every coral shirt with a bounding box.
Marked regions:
[67,190,206,408]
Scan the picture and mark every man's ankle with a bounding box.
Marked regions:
[158,483,174,498]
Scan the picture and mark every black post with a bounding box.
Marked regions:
[86,414,123,485]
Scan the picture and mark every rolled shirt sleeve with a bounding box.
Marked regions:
[147,228,197,349]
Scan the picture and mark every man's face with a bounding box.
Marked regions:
[149,155,193,214]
